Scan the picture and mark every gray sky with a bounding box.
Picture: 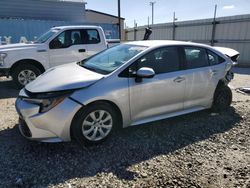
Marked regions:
[85,0,250,27]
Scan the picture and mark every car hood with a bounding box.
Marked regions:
[25,63,104,93]
[0,43,42,52]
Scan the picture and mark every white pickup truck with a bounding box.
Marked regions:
[0,25,119,88]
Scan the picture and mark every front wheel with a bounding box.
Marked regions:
[71,102,119,145]
[12,64,41,89]
[212,85,232,112]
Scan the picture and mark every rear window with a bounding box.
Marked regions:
[207,50,225,65]
[184,47,209,69]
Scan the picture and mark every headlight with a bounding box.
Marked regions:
[0,53,7,66]
[39,96,67,113]
[22,93,69,113]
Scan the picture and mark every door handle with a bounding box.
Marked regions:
[78,49,86,53]
[174,76,185,83]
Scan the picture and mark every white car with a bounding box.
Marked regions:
[15,40,239,145]
[0,25,119,88]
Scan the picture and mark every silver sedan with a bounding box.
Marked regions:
[15,40,239,145]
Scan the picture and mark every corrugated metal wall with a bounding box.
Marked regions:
[0,19,119,43]
[0,0,86,21]
[126,14,250,66]
[0,0,119,43]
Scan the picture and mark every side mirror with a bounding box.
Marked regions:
[49,39,63,49]
[136,67,155,79]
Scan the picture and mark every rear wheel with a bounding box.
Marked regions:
[12,64,41,89]
[72,102,119,145]
[212,85,232,112]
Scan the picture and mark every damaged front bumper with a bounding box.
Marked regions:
[15,96,82,142]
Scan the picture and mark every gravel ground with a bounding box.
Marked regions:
[0,68,249,188]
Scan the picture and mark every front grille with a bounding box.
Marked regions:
[19,118,32,138]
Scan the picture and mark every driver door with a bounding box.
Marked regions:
[128,46,186,124]
[49,29,88,67]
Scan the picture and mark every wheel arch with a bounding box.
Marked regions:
[70,99,123,140]
[215,79,227,91]
[10,59,45,75]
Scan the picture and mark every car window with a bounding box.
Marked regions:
[136,47,180,74]
[207,50,225,65]
[184,47,209,69]
[80,44,147,75]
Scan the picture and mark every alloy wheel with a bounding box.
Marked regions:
[18,70,37,86]
[82,110,113,141]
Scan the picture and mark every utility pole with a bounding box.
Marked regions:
[149,1,156,25]
[118,0,121,40]
[134,20,137,41]
[211,4,217,46]
[172,12,177,40]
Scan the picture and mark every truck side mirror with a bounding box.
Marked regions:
[49,39,63,49]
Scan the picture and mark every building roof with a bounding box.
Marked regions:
[86,9,125,20]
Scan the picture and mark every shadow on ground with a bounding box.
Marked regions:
[232,67,250,75]
[0,107,242,187]
[0,79,19,99]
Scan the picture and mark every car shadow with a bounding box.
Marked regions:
[0,79,19,99]
[0,107,242,187]
[232,67,250,75]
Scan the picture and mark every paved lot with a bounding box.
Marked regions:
[0,68,249,188]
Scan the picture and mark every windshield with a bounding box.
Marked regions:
[80,44,147,74]
[34,28,61,43]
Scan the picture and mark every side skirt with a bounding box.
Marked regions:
[131,106,207,126]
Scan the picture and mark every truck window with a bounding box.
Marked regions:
[85,29,101,44]
[50,29,84,49]
[50,29,101,49]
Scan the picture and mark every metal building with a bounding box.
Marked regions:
[0,0,120,44]
[0,0,86,21]
[86,9,125,40]
[126,14,250,66]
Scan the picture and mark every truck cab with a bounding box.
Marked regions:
[0,25,109,88]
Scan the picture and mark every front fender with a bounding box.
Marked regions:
[70,76,131,127]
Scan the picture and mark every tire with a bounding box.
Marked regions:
[12,64,41,89]
[212,85,232,112]
[71,102,119,145]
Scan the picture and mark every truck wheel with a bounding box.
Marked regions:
[212,85,232,112]
[12,64,41,89]
[71,102,119,145]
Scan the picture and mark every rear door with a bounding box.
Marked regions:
[84,29,107,57]
[182,46,216,109]
[128,46,186,124]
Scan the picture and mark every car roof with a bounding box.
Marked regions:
[126,40,211,49]
[53,25,102,30]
